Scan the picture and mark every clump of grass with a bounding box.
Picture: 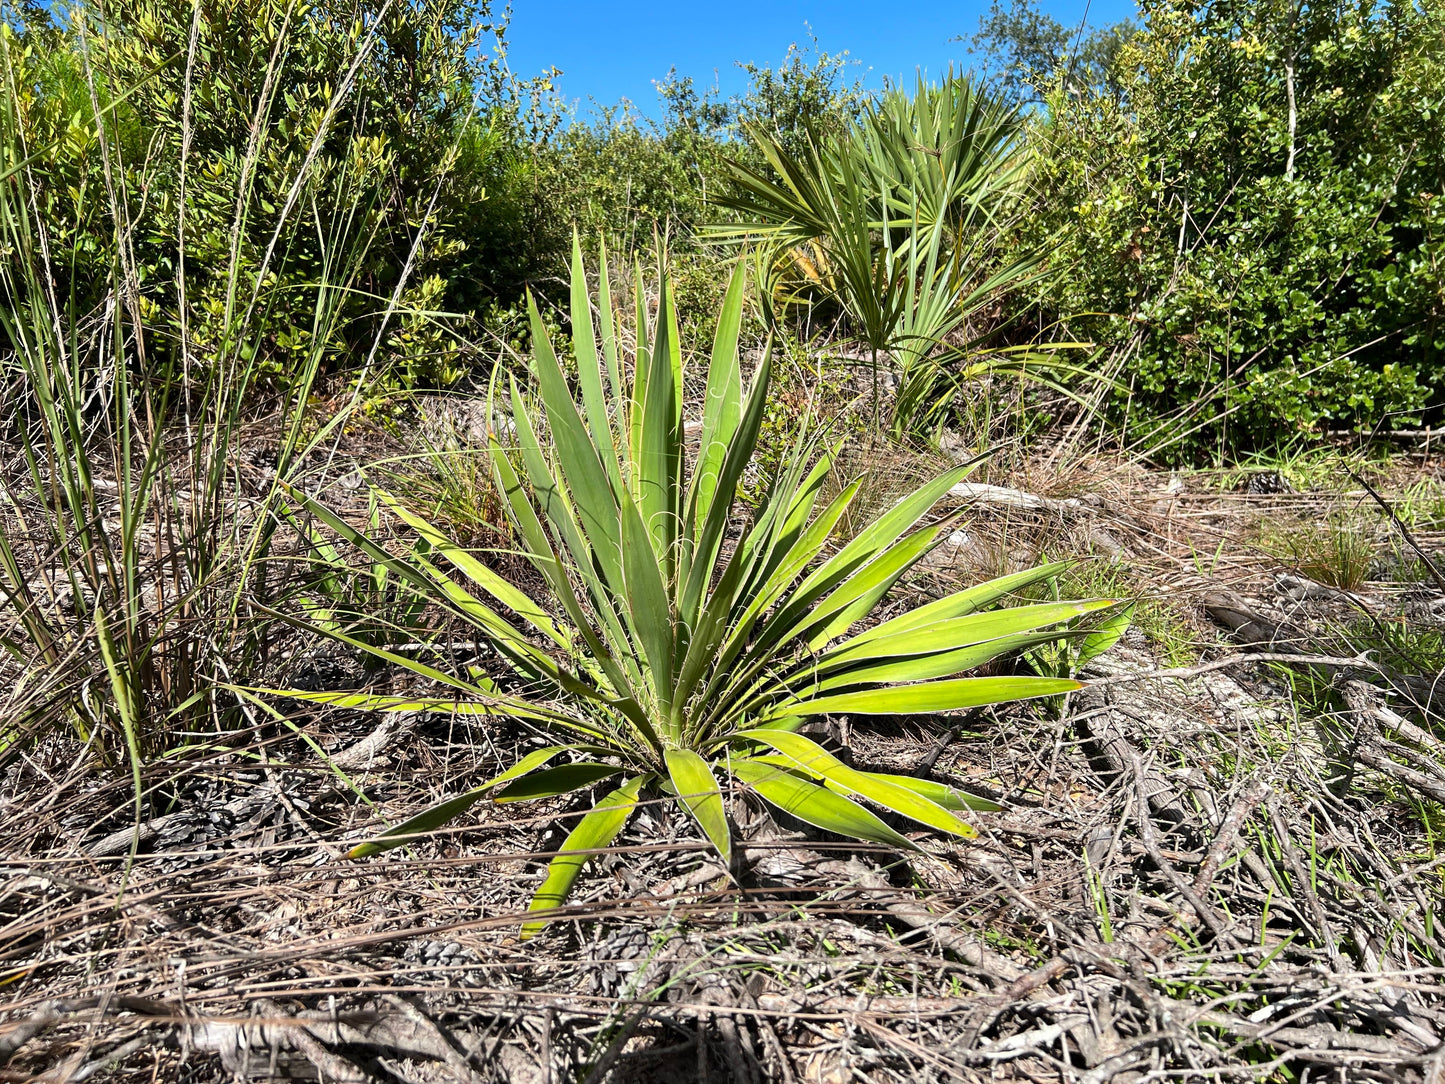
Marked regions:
[0,13,451,778]
[382,418,509,550]
[1205,444,1390,494]
[1393,476,1445,531]
[1255,510,1381,591]
[1347,616,1445,676]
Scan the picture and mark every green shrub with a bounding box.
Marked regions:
[715,71,1093,441]
[2,0,548,394]
[532,38,867,250]
[0,9,393,775]
[1025,0,1445,458]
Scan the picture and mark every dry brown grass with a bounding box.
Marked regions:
[4,391,1445,1082]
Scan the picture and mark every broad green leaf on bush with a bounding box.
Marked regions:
[866,773,1001,813]
[666,748,731,863]
[495,763,627,803]
[779,675,1080,717]
[737,729,977,838]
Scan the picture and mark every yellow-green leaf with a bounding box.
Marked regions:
[523,775,646,938]
[666,748,731,864]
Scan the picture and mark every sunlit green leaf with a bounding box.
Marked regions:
[495,762,626,802]
[866,772,1001,812]
[666,748,731,863]
[782,675,1081,716]
[347,746,579,858]
[1077,603,1136,672]
[737,729,976,838]
[733,757,919,850]
[523,775,647,937]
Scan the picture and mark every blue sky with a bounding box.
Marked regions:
[501,0,1139,120]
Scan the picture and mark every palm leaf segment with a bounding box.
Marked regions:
[285,239,1102,935]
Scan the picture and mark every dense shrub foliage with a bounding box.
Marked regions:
[3,0,1442,455]
[1026,0,1445,455]
[537,41,867,243]
[970,0,1139,103]
[4,0,542,390]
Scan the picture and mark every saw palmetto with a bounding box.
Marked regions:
[709,72,1096,440]
[282,240,1106,934]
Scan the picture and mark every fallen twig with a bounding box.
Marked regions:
[1131,751,1239,950]
[1193,776,1270,896]
[1087,651,1374,687]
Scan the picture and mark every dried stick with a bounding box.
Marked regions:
[1087,652,1376,688]
[1193,776,1271,897]
[1131,752,1237,950]
[1265,795,1344,970]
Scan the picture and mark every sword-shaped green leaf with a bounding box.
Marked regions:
[348,746,580,858]
[1076,602,1135,672]
[679,344,772,625]
[759,462,975,643]
[833,561,1075,653]
[804,629,1081,693]
[732,757,919,850]
[488,426,637,702]
[597,237,623,404]
[628,262,650,488]
[570,233,620,493]
[495,762,626,802]
[508,382,638,688]
[662,262,684,428]
[666,748,731,864]
[741,474,861,620]
[273,688,573,724]
[781,675,1081,717]
[636,274,682,570]
[377,491,573,650]
[799,521,953,649]
[527,294,624,587]
[524,774,647,937]
[690,260,746,534]
[738,441,836,598]
[737,729,975,838]
[700,476,860,705]
[619,487,675,710]
[817,600,1114,669]
[865,772,1002,812]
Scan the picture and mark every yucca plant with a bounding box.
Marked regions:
[281,241,1112,934]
